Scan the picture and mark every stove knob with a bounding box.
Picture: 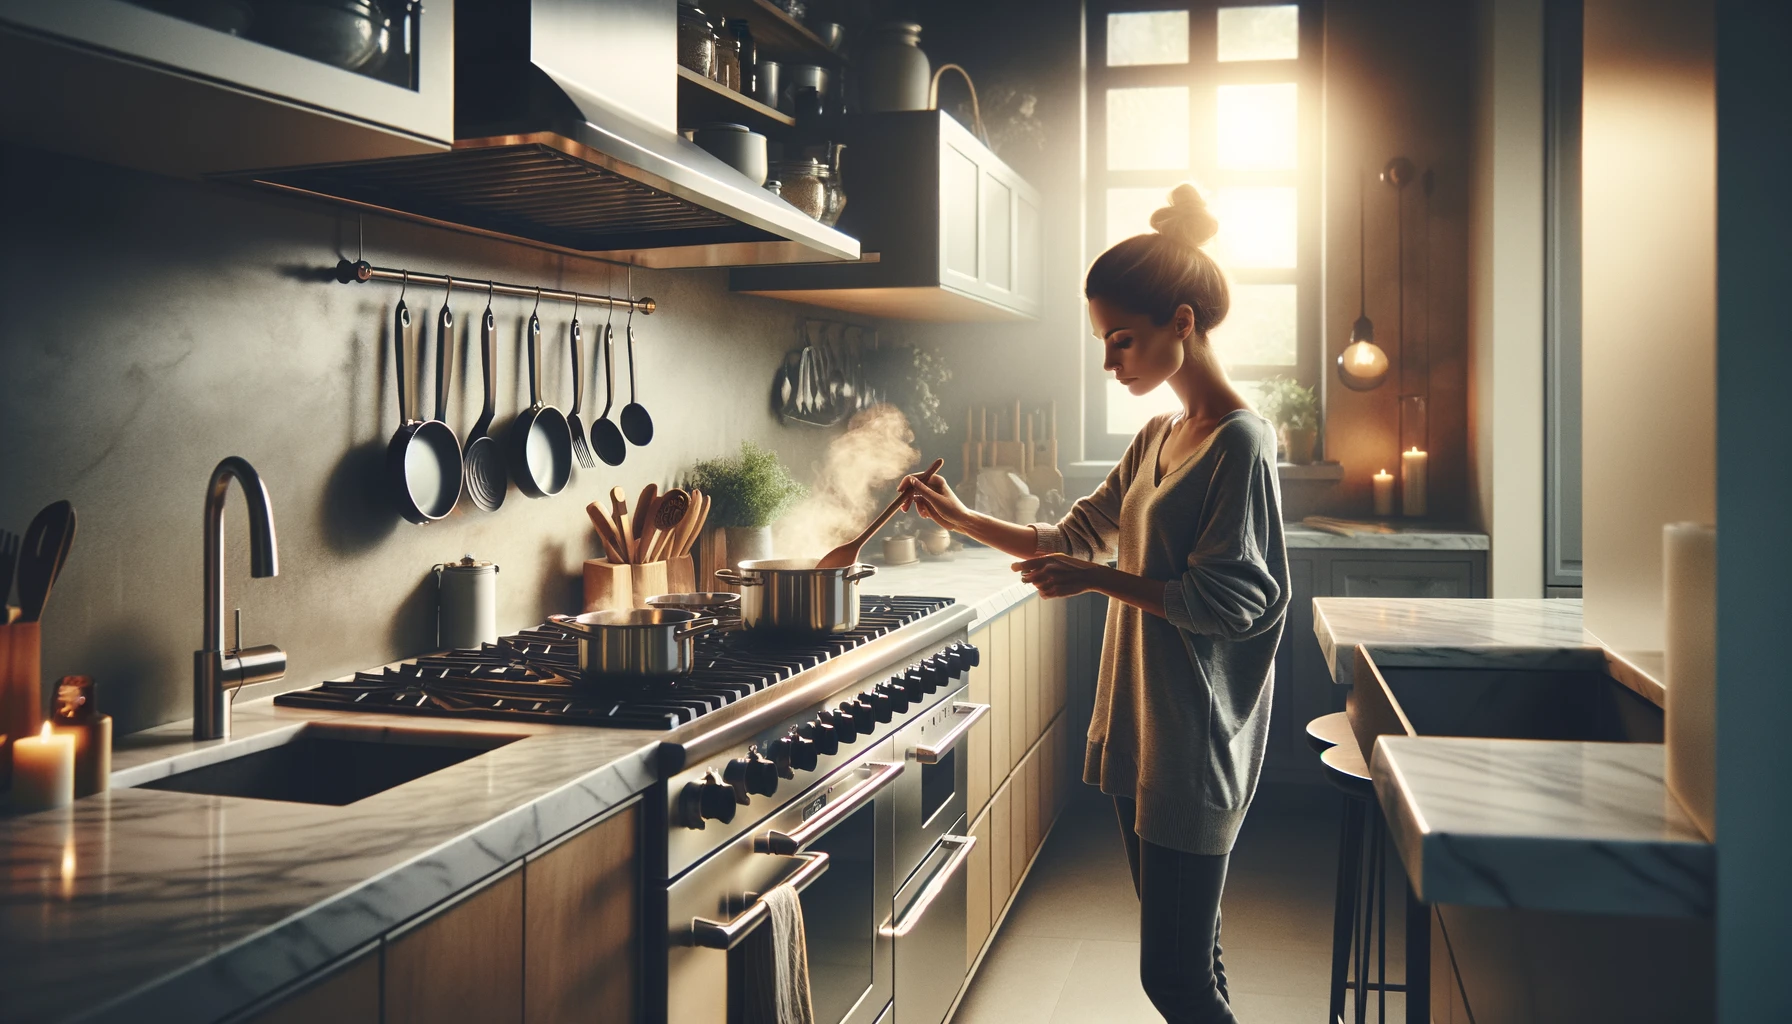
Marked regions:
[890,669,923,700]
[801,717,841,755]
[863,688,898,722]
[723,749,779,799]
[767,736,798,779]
[678,771,738,828]
[904,666,935,696]
[875,680,913,713]
[921,655,952,689]
[782,730,821,772]
[954,642,983,670]
[838,699,876,734]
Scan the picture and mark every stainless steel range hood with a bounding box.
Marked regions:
[247,0,858,269]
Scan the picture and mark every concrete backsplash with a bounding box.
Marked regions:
[0,144,842,735]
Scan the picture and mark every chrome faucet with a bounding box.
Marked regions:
[194,456,286,740]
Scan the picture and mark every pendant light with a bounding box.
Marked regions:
[1337,169,1389,391]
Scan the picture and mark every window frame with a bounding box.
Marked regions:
[1083,0,1324,461]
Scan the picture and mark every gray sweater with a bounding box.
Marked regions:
[1034,410,1288,855]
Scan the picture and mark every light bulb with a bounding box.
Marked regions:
[1336,313,1389,391]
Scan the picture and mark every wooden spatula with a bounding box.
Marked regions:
[816,458,943,569]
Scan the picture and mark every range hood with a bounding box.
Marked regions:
[246,0,858,269]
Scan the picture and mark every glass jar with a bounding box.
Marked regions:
[821,142,848,227]
[713,17,741,90]
[730,19,757,94]
[677,1,715,78]
[777,158,828,220]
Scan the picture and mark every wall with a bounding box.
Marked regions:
[1579,0,1716,654]
[1467,0,1547,597]
[0,144,840,735]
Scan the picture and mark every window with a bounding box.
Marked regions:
[1085,2,1322,455]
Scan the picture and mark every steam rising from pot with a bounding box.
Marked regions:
[774,405,921,557]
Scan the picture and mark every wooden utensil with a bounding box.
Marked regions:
[608,486,633,563]
[647,488,691,562]
[586,502,627,563]
[678,490,710,557]
[633,483,659,561]
[17,501,76,624]
[816,458,943,569]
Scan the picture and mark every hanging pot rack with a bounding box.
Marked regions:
[333,259,656,314]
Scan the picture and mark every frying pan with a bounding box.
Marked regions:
[386,282,464,523]
[462,300,508,512]
[590,312,627,467]
[507,301,573,497]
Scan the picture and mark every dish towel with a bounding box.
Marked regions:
[741,882,815,1024]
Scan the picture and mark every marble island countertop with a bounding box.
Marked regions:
[1312,596,1708,918]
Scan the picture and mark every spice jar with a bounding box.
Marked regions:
[677,1,716,78]
[777,158,828,220]
[821,142,848,227]
[730,19,757,94]
[713,16,742,90]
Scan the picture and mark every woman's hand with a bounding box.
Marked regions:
[901,473,973,532]
[1012,554,1109,599]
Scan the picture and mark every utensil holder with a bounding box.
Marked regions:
[583,560,670,613]
[667,555,696,594]
[0,622,43,791]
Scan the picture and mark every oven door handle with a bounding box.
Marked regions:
[879,834,977,938]
[912,702,991,764]
[687,850,830,950]
[756,760,904,856]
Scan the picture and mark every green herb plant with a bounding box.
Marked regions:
[688,441,808,529]
[1256,376,1319,432]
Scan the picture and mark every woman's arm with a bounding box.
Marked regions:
[899,476,1040,559]
[1011,555,1168,616]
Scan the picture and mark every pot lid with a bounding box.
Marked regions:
[697,123,753,134]
[436,554,498,571]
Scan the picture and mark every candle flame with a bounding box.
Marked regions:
[1407,446,1422,455]
[39,721,52,740]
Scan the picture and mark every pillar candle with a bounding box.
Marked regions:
[1372,469,1395,517]
[54,676,111,798]
[13,722,74,812]
[1401,447,1428,517]
[1664,522,1717,840]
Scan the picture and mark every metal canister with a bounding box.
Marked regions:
[434,555,499,650]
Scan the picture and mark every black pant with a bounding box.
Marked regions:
[1115,797,1238,1024]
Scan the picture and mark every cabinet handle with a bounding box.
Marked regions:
[756,760,903,856]
[879,835,976,938]
[912,702,990,764]
[687,851,829,950]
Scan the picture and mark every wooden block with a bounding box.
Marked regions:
[0,621,43,790]
[966,810,991,972]
[582,560,670,613]
[665,554,696,594]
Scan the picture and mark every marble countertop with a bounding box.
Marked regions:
[1312,596,1706,917]
[1283,523,1489,550]
[867,546,1037,624]
[0,698,662,1024]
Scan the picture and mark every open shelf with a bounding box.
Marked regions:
[676,65,797,136]
[706,0,845,68]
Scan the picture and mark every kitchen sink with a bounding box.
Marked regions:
[138,727,520,806]
[1347,650,1664,759]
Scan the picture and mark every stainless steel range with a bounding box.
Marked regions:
[277,594,985,1024]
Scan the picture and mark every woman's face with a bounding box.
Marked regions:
[1088,297,1195,397]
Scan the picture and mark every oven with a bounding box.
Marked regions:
[667,749,899,1024]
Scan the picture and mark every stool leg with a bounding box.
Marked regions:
[1376,815,1387,1024]
[1356,816,1378,1024]
[1329,798,1365,1024]
[1405,881,1430,1024]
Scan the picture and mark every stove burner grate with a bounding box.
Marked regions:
[275,595,954,730]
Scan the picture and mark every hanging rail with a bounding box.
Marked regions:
[333,259,656,314]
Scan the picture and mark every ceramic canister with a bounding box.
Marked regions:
[435,556,499,650]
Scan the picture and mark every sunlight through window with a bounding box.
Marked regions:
[1107,87,1190,170]
[1108,10,1190,66]
[1216,5,1299,62]
[1210,186,1298,268]
[1217,83,1297,169]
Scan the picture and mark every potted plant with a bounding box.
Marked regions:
[1257,376,1320,465]
[688,441,807,565]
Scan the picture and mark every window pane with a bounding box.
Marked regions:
[1209,186,1297,268]
[1107,10,1189,66]
[1107,87,1189,170]
[1217,83,1297,170]
[1217,5,1299,62]
[1212,283,1298,365]
[1105,187,1171,248]
[1106,379,1184,436]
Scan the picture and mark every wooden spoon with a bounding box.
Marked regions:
[632,483,659,561]
[674,489,708,558]
[609,486,632,564]
[586,502,627,563]
[815,458,942,569]
[647,488,691,562]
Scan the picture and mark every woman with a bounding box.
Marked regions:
[902,183,1288,1024]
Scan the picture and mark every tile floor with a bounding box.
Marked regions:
[952,783,1408,1024]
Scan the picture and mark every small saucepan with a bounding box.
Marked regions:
[386,279,464,524]
[547,608,721,684]
[713,559,877,633]
[646,591,743,626]
[508,301,573,498]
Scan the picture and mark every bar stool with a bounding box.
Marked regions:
[1310,713,1404,1024]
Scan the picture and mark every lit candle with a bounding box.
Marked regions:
[1372,469,1395,517]
[13,722,75,812]
[1401,447,1428,517]
[53,676,111,798]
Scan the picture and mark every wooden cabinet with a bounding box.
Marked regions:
[1009,607,1030,776]
[987,616,1012,782]
[385,866,524,1024]
[240,947,380,1024]
[966,811,992,972]
[524,802,641,1024]
[1329,555,1483,599]
[989,782,1012,924]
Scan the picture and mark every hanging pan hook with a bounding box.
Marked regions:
[398,269,408,302]
[485,279,495,312]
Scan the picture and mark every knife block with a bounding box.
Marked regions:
[582,560,669,613]
[0,621,43,790]
[666,555,696,594]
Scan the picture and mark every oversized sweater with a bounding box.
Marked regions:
[1034,410,1288,855]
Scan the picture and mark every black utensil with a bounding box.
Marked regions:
[507,305,574,497]
[566,308,596,469]
[462,302,508,512]
[590,313,627,467]
[385,286,464,524]
[18,500,76,624]
[619,308,654,446]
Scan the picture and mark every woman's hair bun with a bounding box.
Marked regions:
[1149,183,1219,249]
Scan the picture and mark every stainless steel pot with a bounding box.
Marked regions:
[712,558,877,633]
[547,609,720,684]
[646,591,743,624]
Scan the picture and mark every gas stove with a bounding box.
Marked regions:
[274,595,957,731]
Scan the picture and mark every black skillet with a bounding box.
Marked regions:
[387,280,464,523]
[507,301,573,497]
[619,304,654,446]
[590,304,627,467]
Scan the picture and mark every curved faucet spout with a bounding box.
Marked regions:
[196,456,285,740]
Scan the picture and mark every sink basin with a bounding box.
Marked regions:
[138,727,519,806]
[1347,648,1663,758]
